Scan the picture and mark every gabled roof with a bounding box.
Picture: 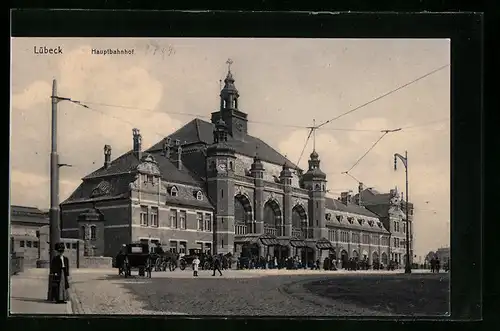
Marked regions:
[64,148,207,205]
[84,150,140,179]
[61,174,135,205]
[325,197,379,218]
[148,118,301,170]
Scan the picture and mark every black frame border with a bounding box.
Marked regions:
[8,9,483,329]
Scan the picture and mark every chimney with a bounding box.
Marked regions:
[176,142,182,170]
[163,137,172,158]
[103,145,112,169]
[340,191,352,205]
[132,128,142,159]
[357,182,364,206]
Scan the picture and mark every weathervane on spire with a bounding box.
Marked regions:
[313,119,317,151]
[226,58,233,72]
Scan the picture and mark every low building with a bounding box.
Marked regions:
[10,205,49,267]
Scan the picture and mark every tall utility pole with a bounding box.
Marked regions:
[47,79,61,300]
[394,151,411,274]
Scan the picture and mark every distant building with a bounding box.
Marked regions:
[60,65,396,266]
[436,247,450,262]
[354,186,415,265]
[10,205,49,267]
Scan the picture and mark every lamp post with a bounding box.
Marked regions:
[47,79,73,300]
[394,151,411,274]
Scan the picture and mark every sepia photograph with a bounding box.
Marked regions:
[10,37,451,317]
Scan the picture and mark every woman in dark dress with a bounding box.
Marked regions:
[50,243,70,303]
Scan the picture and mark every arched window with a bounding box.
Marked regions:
[196,191,203,200]
[234,197,246,223]
[170,186,178,197]
[264,203,276,226]
[90,225,97,240]
[292,208,302,228]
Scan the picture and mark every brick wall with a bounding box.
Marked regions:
[104,227,131,258]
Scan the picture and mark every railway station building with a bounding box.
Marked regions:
[60,66,410,266]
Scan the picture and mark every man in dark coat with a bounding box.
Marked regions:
[50,242,70,303]
[212,254,223,276]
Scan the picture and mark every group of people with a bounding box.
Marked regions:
[429,256,442,273]
[191,254,225,277]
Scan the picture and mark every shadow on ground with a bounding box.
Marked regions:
[10,297,50,304]
[303,273,450,316]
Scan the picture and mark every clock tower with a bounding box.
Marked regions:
[206,118,236,255]
[211,59,248,141]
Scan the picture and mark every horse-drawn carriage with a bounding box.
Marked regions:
[118,243,153,278]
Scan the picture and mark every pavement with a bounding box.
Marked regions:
[9,269,73,315]
[9,267,448,316]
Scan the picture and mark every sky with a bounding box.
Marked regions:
[10,38,450,257]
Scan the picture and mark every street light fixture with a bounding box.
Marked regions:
[394,151,412,274]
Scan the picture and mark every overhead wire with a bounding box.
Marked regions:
[295,127,315,167]
[315,64,450,130]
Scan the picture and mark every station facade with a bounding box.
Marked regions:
[60,66,412,266]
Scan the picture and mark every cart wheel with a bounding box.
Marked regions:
[139,267,145,277]
[180,263,186,271]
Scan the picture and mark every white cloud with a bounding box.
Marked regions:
[10,170,78,209]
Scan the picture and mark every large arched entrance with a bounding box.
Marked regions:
[372,251,380,269]
[381,252,388,265]
[292,204,307,238]
[264,199,282,236]
[234,194,253,235]
[329,249,337,261]
[341,249,349,269]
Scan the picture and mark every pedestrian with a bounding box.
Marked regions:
[192,255,200,277]
[212,255,223,276]
[50,242,70,303]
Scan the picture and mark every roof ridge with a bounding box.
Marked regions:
[249,136,301,170]
[83,149,137,179]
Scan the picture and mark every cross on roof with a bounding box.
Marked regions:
[226,58,233,71]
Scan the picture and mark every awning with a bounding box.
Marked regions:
[234,234,261,245]
[290,237,308,248]
[316,238,334,250]
[277,238,290,246]
[259,234,279,246]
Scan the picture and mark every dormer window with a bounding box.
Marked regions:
[377,222,383,228]
[347,217,354,224]
[336,215,342,222]
[368,220,374,227]
[170,186,178,197]
[196,191,203,201]
[358,219,364,226]
[325,213,331,221]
